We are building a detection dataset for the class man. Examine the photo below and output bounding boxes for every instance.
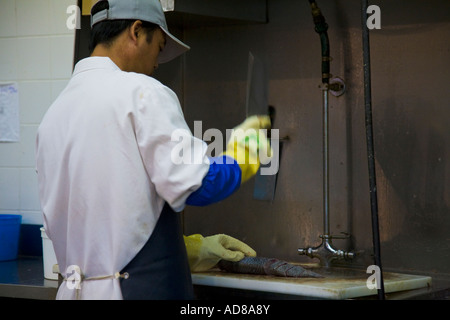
[36,0,271,300]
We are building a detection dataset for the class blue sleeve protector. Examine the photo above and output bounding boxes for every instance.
[186,155,241,206]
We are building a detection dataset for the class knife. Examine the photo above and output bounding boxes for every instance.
[244,52,279,201]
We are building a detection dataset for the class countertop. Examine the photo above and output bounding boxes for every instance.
[191,264,434,299]
[0,256,58,300]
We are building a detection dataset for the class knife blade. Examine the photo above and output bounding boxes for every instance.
[244,53,279,201]
[246,52,268,118]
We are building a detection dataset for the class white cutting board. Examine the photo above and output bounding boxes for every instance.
[191,265,431,299]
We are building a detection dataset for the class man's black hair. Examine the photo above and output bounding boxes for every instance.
[89,0,160,54]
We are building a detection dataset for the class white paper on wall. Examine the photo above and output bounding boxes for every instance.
[0,82,20,142]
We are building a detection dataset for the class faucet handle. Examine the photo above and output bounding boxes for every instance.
[320,232,351,240]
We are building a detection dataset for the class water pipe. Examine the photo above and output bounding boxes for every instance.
[298,0,354,267]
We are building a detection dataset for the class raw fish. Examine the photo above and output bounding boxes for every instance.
[218,257,323,278]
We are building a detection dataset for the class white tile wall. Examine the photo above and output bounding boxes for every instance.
[0,39,19,80]
[0,0,76,225]
[50,35,76,79]
[19,81,52,124]
[0,168,20,209]
[0,0,17,37]
[16,37,52,80]
[16,0,52,37]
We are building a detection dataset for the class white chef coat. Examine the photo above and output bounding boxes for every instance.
[35,57,210,299]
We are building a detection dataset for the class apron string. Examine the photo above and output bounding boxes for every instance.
[62,266,129,299]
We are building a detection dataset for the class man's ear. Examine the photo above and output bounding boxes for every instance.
[129,20,143,44]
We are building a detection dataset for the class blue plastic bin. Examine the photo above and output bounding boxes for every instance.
[0,214,22,261]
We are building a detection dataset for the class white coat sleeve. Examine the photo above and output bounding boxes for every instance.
[134,81,210,212]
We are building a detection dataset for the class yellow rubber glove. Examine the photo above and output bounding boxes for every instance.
[184,234,257,272]
[222,115,272,183]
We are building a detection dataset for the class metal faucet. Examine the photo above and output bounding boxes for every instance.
[298,85,354,267]
[298,234,355,268]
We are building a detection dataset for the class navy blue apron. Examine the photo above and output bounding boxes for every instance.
[119,203,194,300]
